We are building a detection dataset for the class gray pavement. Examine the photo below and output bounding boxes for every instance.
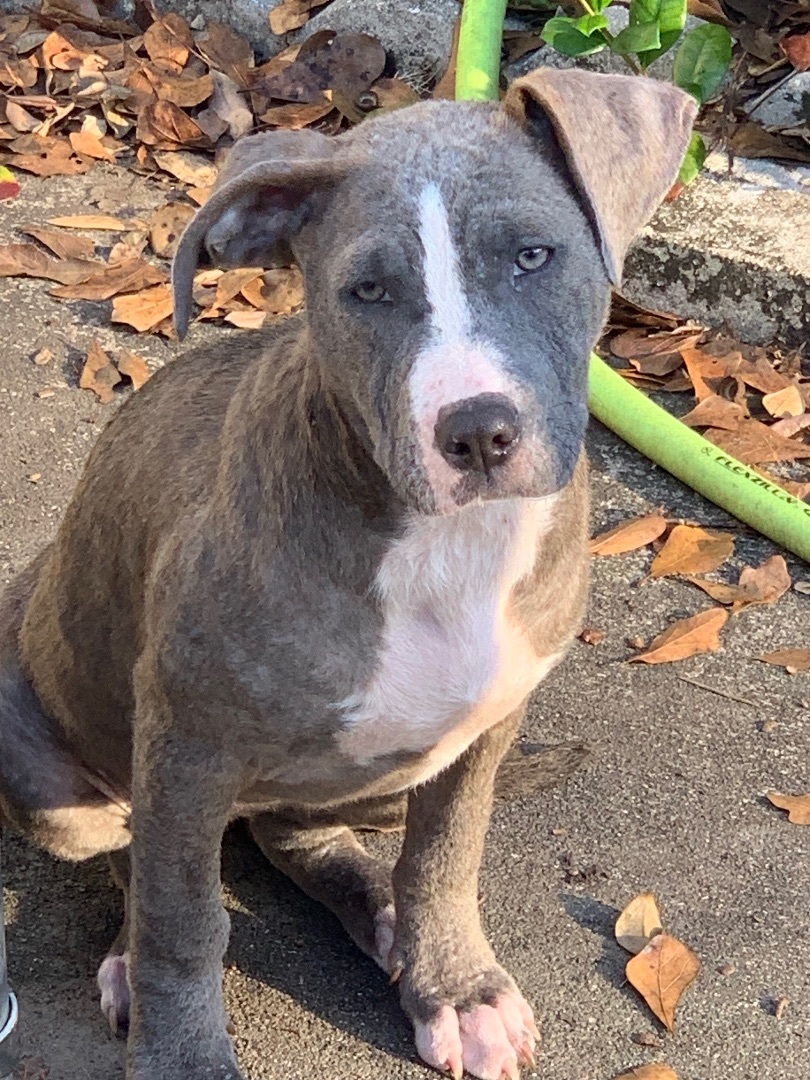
[1,167,808,1080]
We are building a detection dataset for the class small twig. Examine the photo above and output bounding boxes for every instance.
[678,675,759,707]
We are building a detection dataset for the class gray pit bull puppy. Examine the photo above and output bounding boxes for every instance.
[0,68,695,1080]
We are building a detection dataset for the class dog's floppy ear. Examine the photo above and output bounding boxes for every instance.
[172,130,357,339]
[503,68,697,286]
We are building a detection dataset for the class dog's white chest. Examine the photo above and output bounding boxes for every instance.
[336,499,562,779]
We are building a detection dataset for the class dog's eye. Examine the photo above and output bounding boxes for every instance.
[353,281,391,303]
[514,246,552,276]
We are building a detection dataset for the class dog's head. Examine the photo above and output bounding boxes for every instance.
[174,69,695,515]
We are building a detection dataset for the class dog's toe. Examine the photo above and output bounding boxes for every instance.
[97,952,130,1038]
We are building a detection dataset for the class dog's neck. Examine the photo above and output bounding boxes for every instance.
[212,326,401,552]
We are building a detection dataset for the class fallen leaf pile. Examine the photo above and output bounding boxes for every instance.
[79,339,150,402]
[0,0,413,186]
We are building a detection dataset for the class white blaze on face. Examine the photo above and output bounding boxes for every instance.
[409,183,521,510]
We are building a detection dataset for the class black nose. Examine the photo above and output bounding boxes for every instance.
[435,394,521,474]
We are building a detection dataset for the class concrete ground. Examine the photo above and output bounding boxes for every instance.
[1,167,808,1080]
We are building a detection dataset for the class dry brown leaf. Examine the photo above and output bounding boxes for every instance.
[680,345,738,402]
[146,70,215,109]
[0,241,99,284]
[136,100,210,151]
[224,309,266,329]
[680,394,747,431]
[22,224,95,260]
[80,339,120,403]
[433,12,461,100]
[68,129,115,161]
[48,214,133,230]
[240,266,304,314]
[371,76,421,111]
[5,100,39,133]
[758,649,810,673]
[612,327,700,365]
[152,150,218,187]
[730,122,810,164]
[255,31,385,104]
[616,893,663,956]
[650,524,734,578]
[112,283,174,332]
[615,1066,679,1080]
[781,31,810,72]
[149,201,195,258]
[3,134,90,176]
[631,608,728,665]
[117,348,150,389]
[770,414,810,439]
[736,354,792,395]
[258,99,333,129]
[626,933,700,1032]
[197,21,255,86]
[762,384,804,419]
[269,0,327,35]
[143,13,193,75]
[687,0,728,21]
[51,259,167,301]
[589,514,669,556]
[706,419,810,466]
[209,69,254,140]
[766,791,810,825]
[687,556,791,610]
[212,268,264,309]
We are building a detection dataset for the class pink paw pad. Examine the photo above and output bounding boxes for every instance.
[97,952,130,1038]
[415,994,538,1080]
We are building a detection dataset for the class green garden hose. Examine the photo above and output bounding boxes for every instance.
[455,0,810,564]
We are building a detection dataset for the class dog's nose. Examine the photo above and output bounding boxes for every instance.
[435,394,521,474]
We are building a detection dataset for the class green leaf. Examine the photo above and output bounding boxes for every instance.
[672,23,733,103]
[628,0,687,65]
[541,16,608,57]
[609,21,661,55]
[589,0,614,11]
[677,132,707,187]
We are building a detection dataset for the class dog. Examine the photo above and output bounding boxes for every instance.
[0,68,695,1080]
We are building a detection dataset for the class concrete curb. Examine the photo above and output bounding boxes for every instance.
[624,156,810,346]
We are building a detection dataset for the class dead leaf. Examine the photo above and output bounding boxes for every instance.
[143,13,193,75]
[770,413,810,439]
[631,609,728,665]
[729,122,810,164]
[111,283,174,332]
[117,348,150,389]
[589,514,669,556]
[51,258,167,301]
[209,69,254,139]
[781,31,810,72]
[706,419,810,465]
[80,339,120,403]
[579,627,605,645]
[68,129,115,161]
[611,327,700,365]
[48,214,134,229]
[687,555,791,610]
[224,309,266,329]
[615,1066,679,1080]
[433,13,461,100]
[650,525,734,578]
[616,893,663,956]
[152,150,218,187]
[736,354,792,395]
[136,100,211,151]
[758,649,810,673]
[626,933,700,1032]
[5,100,39,133]
[149,201,195,257]
[240,266,304,314]
[22,224,95,260]
[680,345,739,402]
[680,394,747,431]
[687,0,729,21]
[766,791,810,824]
[197,21,255,86]
[762,384,804,418]
[269,0,328,35]
[0,241,99,284]
[255,31,386,105]
[258,100,333,129]
[3,134,90,176]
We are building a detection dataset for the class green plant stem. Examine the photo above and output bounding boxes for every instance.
[454,0,810,565]
[574,0,643,74]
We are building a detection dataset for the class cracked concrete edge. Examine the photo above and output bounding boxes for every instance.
[624,169,810,347]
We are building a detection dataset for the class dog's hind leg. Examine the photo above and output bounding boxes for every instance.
[97,849,132,1038]
[0,559,132,862]
[248,810,397,973]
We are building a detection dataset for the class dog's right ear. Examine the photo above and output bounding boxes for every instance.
[172,130,357,339]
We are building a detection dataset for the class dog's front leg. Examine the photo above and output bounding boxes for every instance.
[391,709,537,1080]
[126,673,243,1080]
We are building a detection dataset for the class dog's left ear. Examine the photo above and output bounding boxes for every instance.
[504,68,697,285]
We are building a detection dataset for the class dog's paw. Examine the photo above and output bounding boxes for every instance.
[414,991,538,1080]
[373,904,397,973]
[98,952,131,1037]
